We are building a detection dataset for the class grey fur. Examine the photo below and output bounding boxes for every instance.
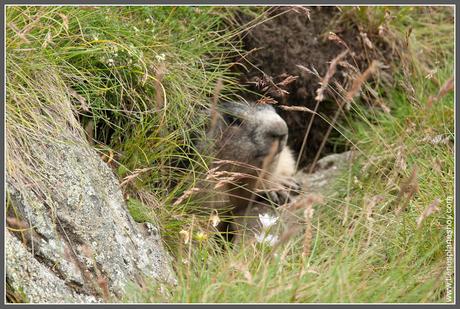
[199,100,299,231]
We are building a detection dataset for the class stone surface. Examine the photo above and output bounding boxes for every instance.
[5,231,99,303]
[294,151,354,195]
[6,139,176,303]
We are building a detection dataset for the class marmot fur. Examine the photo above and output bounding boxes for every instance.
[198,100,299,239]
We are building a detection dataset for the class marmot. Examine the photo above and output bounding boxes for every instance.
[198,100,300,240]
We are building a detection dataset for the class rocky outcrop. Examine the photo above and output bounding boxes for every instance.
[6,139,176,303]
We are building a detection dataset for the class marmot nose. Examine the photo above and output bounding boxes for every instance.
[270,131,287,141]
[268,122,288,155]
[269,121,288,141]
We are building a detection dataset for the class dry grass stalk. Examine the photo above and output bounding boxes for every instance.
[276,74,298,88]
[269,194,323,258]
[308,100,344,173]
[204,169,249,190]
[58,13,69,32]
[231,262,254,284]
[302,194,324,258]
[327,32,349,50]
[395,166,419,215]
[315,49,349,102]
[341,196,351,226]
[359,31,374,49]
[256,141,279,189]
[395,147,407,172]
[290,6,311,20]
[84,120,94,145]
[42,31,52,48]
[8,22,31,44]
[209,78,223,133]
[296,64,316,75]
[427,77,454,108]
[105,149,114,164]
[173,187,201,207]
[120,167,153,187]
[278,105,316,114]
[302,205,314,258]
[256,96,278,105]
[416,198,441,228]
[154,63,167,110]
[375,98,391,114]
[69,87,89,111]
[345,60,381,103]
[364,195,384,247]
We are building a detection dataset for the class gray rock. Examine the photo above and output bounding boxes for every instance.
[6,139,176,303]
[295,151,354,195]
[6,231,99,303]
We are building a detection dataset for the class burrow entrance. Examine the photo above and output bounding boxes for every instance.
[233,6,397,169]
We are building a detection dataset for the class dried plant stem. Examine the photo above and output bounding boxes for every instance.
[308,101,344,173]
[315,49,349,102]
[209,78,223,133]
[345,60,381,103]
[302,200,315,258]
[295,100,320,171]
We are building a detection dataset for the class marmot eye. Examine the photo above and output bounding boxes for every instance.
[223,114,242,126]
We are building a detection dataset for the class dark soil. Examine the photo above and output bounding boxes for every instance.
[233,6,397,169]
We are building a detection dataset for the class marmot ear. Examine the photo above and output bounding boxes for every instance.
[198,99,225,133]
[222,113,242,126]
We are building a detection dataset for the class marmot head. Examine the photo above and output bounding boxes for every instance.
[205,100,289,174]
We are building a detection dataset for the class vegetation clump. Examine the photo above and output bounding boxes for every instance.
[6,6,454,303]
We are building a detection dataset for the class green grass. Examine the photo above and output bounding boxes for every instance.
[6,5,252,239]
[121,7,454,303]
[6,6,454,304]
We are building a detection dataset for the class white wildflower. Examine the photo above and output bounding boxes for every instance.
[258,213,278,229]
[107,58,115,66]
[133,26,140,32]
[255,232,278,246]
[179,230,190,244]
[209,211,220,228]
[155,53,166,62]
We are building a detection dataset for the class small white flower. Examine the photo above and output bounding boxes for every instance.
[179,230,190,244]
[209,211,220,228]
[259,213,278,229]
[155,53,166,62]
[133,26,140,32]
[255,232,278,246]
[107,58,115,66]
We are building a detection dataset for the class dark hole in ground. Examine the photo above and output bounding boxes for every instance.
[232,6,397,169]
